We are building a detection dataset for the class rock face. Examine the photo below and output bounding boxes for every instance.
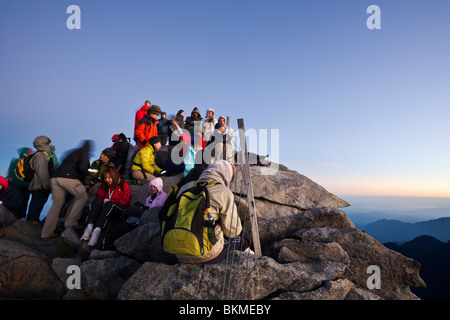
[0,162,425,300]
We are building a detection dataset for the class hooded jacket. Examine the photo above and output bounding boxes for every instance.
[0,176,25,217]
[134,104,150,139]
[176,160,242,264]
[144,177,167,208]
[29,136,53,192]
[135,116,159,150]
[184,107,202,134]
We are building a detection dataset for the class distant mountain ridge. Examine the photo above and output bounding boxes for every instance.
[361,217,450,243]
[385,235,450,300]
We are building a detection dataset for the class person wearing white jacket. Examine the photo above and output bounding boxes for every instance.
[176,160,253,264]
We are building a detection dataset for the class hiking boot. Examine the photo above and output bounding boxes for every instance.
[27,220,43,226]
[88,228,101,247]
[80,226,93,241]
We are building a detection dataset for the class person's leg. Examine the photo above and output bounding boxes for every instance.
[93,201,124,230]
[63,179,88,228]
[26,190,50,223]
[41,178,66,239]
[80,197,104,241]
[88,201,124,247]
[132,170,154,185]
[0,205,18,227]
[17,187,30,219]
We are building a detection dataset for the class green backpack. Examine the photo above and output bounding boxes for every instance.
[160,180,219,256]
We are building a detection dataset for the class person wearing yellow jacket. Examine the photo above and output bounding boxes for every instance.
[131,136,163,185]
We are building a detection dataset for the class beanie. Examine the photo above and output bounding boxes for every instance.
[147,105,161,116]
[102,148,116,160]
[215,122,225,130]
[148,136,161,146]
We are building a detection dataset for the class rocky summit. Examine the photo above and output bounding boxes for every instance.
[0,162,425,300]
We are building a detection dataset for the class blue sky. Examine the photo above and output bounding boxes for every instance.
[1,0,450,199]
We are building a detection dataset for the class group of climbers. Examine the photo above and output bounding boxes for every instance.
[0,99,251,263]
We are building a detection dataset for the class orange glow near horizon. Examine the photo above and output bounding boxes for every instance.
[322,179,450,198]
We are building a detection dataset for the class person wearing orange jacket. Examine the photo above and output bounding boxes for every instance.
[134,105,161,150]
[133,100,151,142]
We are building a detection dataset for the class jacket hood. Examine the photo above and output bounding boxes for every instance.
[199,160,234,188]
[33,136,52,153]
[17,147,33,159]
[0,175,8,192]
[191,107,201,117]
[149,177,163,193]
[80,140,92,154]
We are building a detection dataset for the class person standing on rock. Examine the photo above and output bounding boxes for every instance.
[134,105,161,150]
[133,100,151,143]
[41,140,92,240]
[26,136,56,225]
[7,147,33,219]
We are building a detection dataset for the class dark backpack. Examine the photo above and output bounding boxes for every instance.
[14,152,38,182]
[160,179,219,256]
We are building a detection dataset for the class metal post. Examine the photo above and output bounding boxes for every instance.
[237,118,262,257]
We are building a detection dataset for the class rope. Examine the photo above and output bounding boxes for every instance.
[220,145,259,300]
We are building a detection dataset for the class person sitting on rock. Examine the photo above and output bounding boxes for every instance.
[84,148,116,191]
[131,136,164,185]
[144,177,167,209]
[111,133,131,175]
[80,166,131,247]
[205,123,234,163]
[0,176,26,237]
[174,160,253,264]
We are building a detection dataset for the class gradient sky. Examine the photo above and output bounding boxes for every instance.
[1,0,450,199]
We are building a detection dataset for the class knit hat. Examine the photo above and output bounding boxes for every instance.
[215,122,225,130]
[101,147,116,160]
[148,136,161,146]
[147,105,161,116]
[0,176,8,193]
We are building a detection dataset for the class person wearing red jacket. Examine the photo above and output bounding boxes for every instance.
[135,105,161,150]
[133,100,151,142]
[80,166,131,247]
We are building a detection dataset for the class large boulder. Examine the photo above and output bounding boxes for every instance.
[118,251,347,300]
[231,164,350,212]
[0,239,65,299]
